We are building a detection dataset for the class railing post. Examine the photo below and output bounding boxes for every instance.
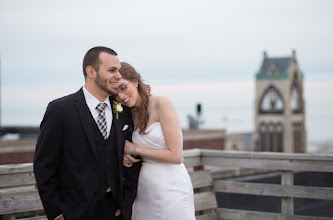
[193,165,204,194]
[281,171,294,215]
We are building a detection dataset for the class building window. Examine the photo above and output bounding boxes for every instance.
[259,86,284,114]
[293,122,304,153]
[259,122,284,152]
[291,73,303,113]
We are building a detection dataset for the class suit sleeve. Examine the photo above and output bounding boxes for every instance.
[33,101,63,219]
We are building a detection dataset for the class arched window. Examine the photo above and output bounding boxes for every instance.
[291,73,302,113]
[259,86,284,114]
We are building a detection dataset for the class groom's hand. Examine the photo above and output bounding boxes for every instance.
[123,153,140,167]
[115,209,121,216]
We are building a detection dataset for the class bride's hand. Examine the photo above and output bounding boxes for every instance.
[115,209,121,216]
[123,153,141,167]
[124,140,137,155]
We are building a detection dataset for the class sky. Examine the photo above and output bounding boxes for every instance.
[0,0,333,142]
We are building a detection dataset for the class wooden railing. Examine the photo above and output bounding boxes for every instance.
[1,149,333,219]
[184,149,333,220]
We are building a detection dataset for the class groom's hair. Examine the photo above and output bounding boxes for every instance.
[82,46,117,78]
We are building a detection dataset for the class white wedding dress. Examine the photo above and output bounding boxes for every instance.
[132,122,195,220]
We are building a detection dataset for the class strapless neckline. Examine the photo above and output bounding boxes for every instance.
[133,121,166,151]
[138,121,160,131]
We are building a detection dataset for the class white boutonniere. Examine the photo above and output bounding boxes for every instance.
[113,100,123,119]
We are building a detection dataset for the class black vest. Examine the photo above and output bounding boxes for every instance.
[91,119,119,201]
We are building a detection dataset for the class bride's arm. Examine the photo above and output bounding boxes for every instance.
[125,96,183,164]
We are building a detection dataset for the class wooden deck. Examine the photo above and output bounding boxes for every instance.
[1,149,333,219]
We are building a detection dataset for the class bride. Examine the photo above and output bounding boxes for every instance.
[116,62,195,220]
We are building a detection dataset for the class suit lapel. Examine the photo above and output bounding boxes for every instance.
[74,88,98,159]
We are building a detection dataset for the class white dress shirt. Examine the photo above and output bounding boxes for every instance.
[82,86,112,138]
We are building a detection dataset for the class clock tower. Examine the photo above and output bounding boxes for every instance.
[254,50,307,153]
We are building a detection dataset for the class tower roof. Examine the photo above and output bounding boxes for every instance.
[259,57,291,75]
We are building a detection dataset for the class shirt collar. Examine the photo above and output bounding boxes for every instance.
[82,86,111,110]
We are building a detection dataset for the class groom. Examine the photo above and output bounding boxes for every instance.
[33,46,141,220]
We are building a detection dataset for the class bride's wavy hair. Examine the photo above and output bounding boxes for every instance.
[119,62,151,134]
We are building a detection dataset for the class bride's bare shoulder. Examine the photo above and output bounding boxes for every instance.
[154,96,173,108]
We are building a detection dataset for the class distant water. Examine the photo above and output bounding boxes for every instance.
[2,73,333,142]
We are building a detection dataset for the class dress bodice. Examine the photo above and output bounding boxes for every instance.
[132,122,167,150]
[132,122,183,163]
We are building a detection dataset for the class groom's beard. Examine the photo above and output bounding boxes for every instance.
[95,71,118,96]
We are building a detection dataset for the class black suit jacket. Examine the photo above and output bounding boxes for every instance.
[33,88,141,220]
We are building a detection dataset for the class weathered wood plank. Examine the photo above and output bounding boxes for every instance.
[201,149,333,161]
[0,185,36,194]
[2,214,15,220]
[0,163,33,175]
[196,212,218,220]
[218,208,279,220]
[183,149,201,168]
[183,156,201,169]
[189,170,213,189]
[0,172,36,188]
[183,148,202,157]
[217,208,333,220]
[211,167,268,180]
[0,191,43,215]
[22,216,47,220]
[213,180,333,200]
[201,154,333,172]
[281,171,293,215]
[194,191,217,212]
